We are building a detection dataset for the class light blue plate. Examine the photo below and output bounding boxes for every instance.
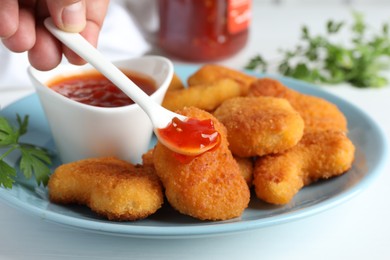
[0,65,388,238]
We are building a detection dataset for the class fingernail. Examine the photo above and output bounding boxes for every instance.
[61,1,86,32]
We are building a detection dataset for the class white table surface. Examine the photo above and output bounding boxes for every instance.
[1,2,390,260]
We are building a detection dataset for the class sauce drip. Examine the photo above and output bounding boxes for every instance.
[157,117,220,157]
[48,70,156,107]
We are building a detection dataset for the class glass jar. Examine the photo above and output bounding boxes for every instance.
[158,0,251,61]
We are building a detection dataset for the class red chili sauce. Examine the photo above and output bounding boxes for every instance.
[48,70,156,107]
[157,117,220,160]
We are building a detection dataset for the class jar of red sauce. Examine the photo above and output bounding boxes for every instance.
[158,0,251,61]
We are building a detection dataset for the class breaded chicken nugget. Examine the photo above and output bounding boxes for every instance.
[253,130,355,205]
[167,73,185,91]
[248,78,347,133]
[234,156,254,187]
[142,148,155,167]
[48,157,163,221]
[188,64,257,95]
[162,78,241,112]
[214,96,304,157]
[153,107,250,221]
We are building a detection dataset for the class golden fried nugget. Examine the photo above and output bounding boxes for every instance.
[142,148,155,167]
[235,156,254,187]
[153,107,250,221]
[214,96,304,157]
[167,73,185,91]
[48,157,163,221]
[253,131,355,205]
[248,78,348,133]
[187,64,257,95]
[162,78,241,112]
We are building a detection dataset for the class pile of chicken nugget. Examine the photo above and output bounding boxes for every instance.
[48,65,355,222]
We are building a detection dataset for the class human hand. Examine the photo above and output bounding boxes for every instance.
[0,0,109,71]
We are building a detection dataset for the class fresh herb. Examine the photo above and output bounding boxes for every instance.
[245,12,390,88]
[0,114,51,188]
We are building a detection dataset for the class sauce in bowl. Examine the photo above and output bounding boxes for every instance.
[48,70,156,107]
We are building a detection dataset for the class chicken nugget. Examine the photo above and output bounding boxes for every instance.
[253,130,355,205]
[188,64,257,95]
[162,78,241,112]
[153,107,250,221]
[248,78,347,133]
[167,73,185,91]
[142,148,155,167]
[48,157,163,221]
[214,96,304,157]
[235,156,254,187]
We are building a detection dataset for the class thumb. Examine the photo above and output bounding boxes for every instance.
[46,0,86,32]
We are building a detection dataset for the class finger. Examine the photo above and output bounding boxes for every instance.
[1,7,36,52]
[84,0,109,30]
[62,19,100,65]
[63,0,109,64]
[28,26,62,71]
[0,0,19,38]
[46,0,86,32]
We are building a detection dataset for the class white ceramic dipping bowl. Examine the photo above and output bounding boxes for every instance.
[28,56,173,164]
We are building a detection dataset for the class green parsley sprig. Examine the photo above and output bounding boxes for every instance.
[0,114,52,189]
[245,12,390,88]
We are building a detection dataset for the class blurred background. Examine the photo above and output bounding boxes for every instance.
[1,0,390,88]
